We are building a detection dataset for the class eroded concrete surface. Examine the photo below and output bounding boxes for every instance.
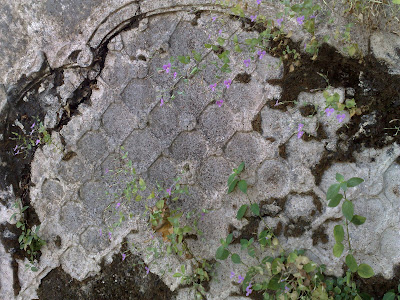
[1,0,400,299]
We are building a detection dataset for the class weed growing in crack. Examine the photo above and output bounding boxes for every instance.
[10,199,46,272]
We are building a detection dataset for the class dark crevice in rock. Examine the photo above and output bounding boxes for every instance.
[278,143,287,159]
[251,111,262,134]
[283,218,311,237]
[312,225,329,246]
[234,72,252,83]
[228,217,260,244]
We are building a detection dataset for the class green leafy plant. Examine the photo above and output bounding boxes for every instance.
[10,200,46,271]
[326,174,374,281]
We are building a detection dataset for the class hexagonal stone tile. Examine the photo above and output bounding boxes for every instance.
[252,160,291,199]
[100,51,139,87]
[60,202,88,233]
[199,105,238,147]
[121,78,155,113]
[169,22,208,58]
[380,227,400,261]
[260,106,296,143]
[198,156,231,194]
[58,155,93,183]
[77,131,110,163]
[121,129,162,173]
[286,138,325,168]
[79,181,112,222]
[170,131,207,162]
[224,82,264,114]
[148,102,180,147]
[224,132,275,172]
[41,179,64,202]
[60,246,100,281]
[80,226,109,253]
[284,194,315,220]
[101,101,137,143]
[147,156,178,188]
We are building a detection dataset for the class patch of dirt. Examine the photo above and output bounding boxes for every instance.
[251,111,262,134]
[299,103,317,117]
[37,247,176,300]
[228,217,260,244]
[234,72,252,83]
[312,225,329,246]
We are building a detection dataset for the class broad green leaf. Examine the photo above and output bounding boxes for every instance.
[231,253,241,264]
[348,45,356,56]
[351,215,366,225]
[204,43,212,48]
[217,37,225,46]
[247,246,256,257]
[342,200,354,221]
[288,252,298,263]
[215,246,229,260]
[354,295,362,300]
[357,264,374,278]
[267,275,280,290]
[226,233,233,245]
[236,204,248,220]
[345,254,358,272]
[334,225,344,243]
[393,0,400,4]
[173,273,182,277]
[336,173,345,182]
[238,180,247,194]
[234,44,242,53]
[340,182,348,192]
[333,243,344,257]
[250,203,260,216]
[347,177,364,187]
[227,173,236,186]
[228,179,239,194]
[156,200,164,210]
[16,221,22,228]
[31,266,39,272]
[327,184,340,200]
[345,98,356,108]
[328,194,343,207]
[237,162,245,173]
[304,262,317,273]
[233,34,238,43]
[383,292,396,300]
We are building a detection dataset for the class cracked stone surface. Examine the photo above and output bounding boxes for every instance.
[1,1,400,299]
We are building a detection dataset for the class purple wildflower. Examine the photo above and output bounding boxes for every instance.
[35,139,40,145]
[14,150,20,156]
[230,271,235,278]
[238,275,244,283]
[218,29,222,35]
[145,266,150,274]
[297,16,305,25]
[284,286,290,293]
[310,15,316,19]
[108,232,112,240]
[173,72,177,79]
[29,129,34,136]
[31,122,35,129]
[99,229,102,236]
[160,98,164,106]
[162,63,171,73]
[246,282,253,296]
[116,202,121,208]
[13,145,18,151]
[298,123,304,131]
[212,16,217,22]
[336,113,346,123]
[105,168,109,174]
[210,83,217,91]
[244,59,251,67]
[208,34,211,40]
[201,212,206,220]
[325,107,334,117]
[216,99,224,107]
[257,0,262,4]
[274,99,280,106]
[297,131,304,139]
[276,18,284,26]
[257,50,266,59]
[250,15,257,22]
[122,253,126,261]
[224,79,232,89]
[166,188,171,196]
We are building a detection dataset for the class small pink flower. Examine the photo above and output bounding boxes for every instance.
[297,131,304,139]
[246,282,252,296]
[162,63,171,73]
[238,275,244,283]
[337,113,346,123]
[325,107,334,117]
[244,59,251,67]
[224,79,232,89]
[218,29,222,35]
[13,145,18,151]
[210,83,217,91]
[173,72,177,79]
[216,99,224,107]
[297,16,305,25]
[276,18,284,26]
[31,122,35,129]
[212,16,217,22]
[250,15,257,22]
[145,266,150,274]
[166,188,171,196]
[257,50,266,59]
[230,271,235,278]
[116,202,121,208]
[160,98,164,106]
[35,139,40,145]
[298,123,304,131]
[257,0,262,4]
[122,253,126,261]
